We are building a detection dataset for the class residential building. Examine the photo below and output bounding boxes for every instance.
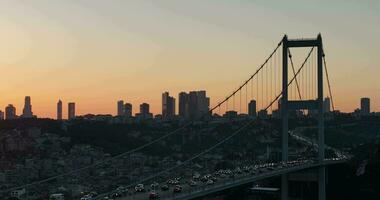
[324,97,331,113]
[57,100,62,120]
[178,90,210,120]
[360,97,370,115]
[5,104,16,120]
[21,96,33,118]
[248,100,257,118]
[124,103,132,117]
[68,102,76,120]
[162,92,176,120]
[117,100,124,116]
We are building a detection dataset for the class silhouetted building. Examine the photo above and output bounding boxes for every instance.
[21,96,33,118]
[178,92,189,118]
[223,110,238,119]
[5,104,16,120]
[117,100,124,116]
[124,103,132,117]
[162,92,176,120]
[360,97,370,115]
[136,103,153,120]
[57,100,62,120]
[68,102,76,120]
[258,109,268,119]
[248,100,257,118]
[0,110,4,120]
[324,97,331,113]
[178,90,210,120]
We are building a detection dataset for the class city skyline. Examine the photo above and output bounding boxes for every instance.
[0,0,379,118]
[0,94,376,120]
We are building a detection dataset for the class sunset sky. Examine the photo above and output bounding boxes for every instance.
[0,0,379,118]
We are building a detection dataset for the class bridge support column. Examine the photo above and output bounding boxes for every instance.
[281,174,288,200]
[318,167,326,200]
[317,34,326,200]
[281,35,289,200]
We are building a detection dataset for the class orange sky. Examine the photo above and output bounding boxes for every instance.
[0,1,379,118]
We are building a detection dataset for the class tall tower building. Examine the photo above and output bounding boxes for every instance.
[124,103,132,117]
[5,104,16,120]
[324,97,331,113]
[68,102,76,120]
[22,96,33,118]
[179,90,210,120]
[0,110,4,120]
[140,103,150,115]
[136,103,152,120]
[57,100,63,120]
[360,97,370,115]
[178,92,189,118]
[117,100,124,116]
[162,92,176,120]
[248,100,257,118]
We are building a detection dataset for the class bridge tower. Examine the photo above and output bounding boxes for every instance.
[281,34,325,200]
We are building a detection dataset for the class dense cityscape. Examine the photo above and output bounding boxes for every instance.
[0,92,378,200]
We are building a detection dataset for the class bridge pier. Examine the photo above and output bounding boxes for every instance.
[281,174,288,200]
[318,167,326,200]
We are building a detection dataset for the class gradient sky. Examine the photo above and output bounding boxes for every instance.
[0,0,379,118]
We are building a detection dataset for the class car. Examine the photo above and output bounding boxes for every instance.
[149,191,159,199]
[193,173,201,180]
[135,184,145,192]
[206,180,214,185]
[173,185,182,193]
[189,180,197,187]
[160,184,169,191]
[111,192,121,198]
[151,182,159,190]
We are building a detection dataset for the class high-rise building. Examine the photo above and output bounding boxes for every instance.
[124,103,132,117]
[178,90,210,120]
[57,100,63,120]
[21,96,33,118]
[162,92,176,120]
[68,102,76,120]
[0,110,4,120]
[140,103,149,115]
[360,97,370,115]
[324,97,331,113]
[248,100,257,118]
[117,100,124,116]
[5,104,16,120]
[136,103,152,120]
[178,92,189,118]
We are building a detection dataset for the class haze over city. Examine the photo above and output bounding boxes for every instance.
[1,0,379,118]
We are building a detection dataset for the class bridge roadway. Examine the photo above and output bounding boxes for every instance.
[114,159,346,200]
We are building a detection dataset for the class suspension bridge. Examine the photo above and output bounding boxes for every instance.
[0,34,348,200]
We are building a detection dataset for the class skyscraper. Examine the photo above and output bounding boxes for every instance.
[5,104,16,120]
[21,96,33,118]
[57,100,63,120]
[68,102,76,120]
[360,97,370,115]
[117,100,124,116]
[248,100,257,118]
[178,90,210,120]
[136,103,152,120]
[178,92,189,118]
[0,110,4,120]
[324,97,331,113]
[124,103,132,117]
[162,92,176,120]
